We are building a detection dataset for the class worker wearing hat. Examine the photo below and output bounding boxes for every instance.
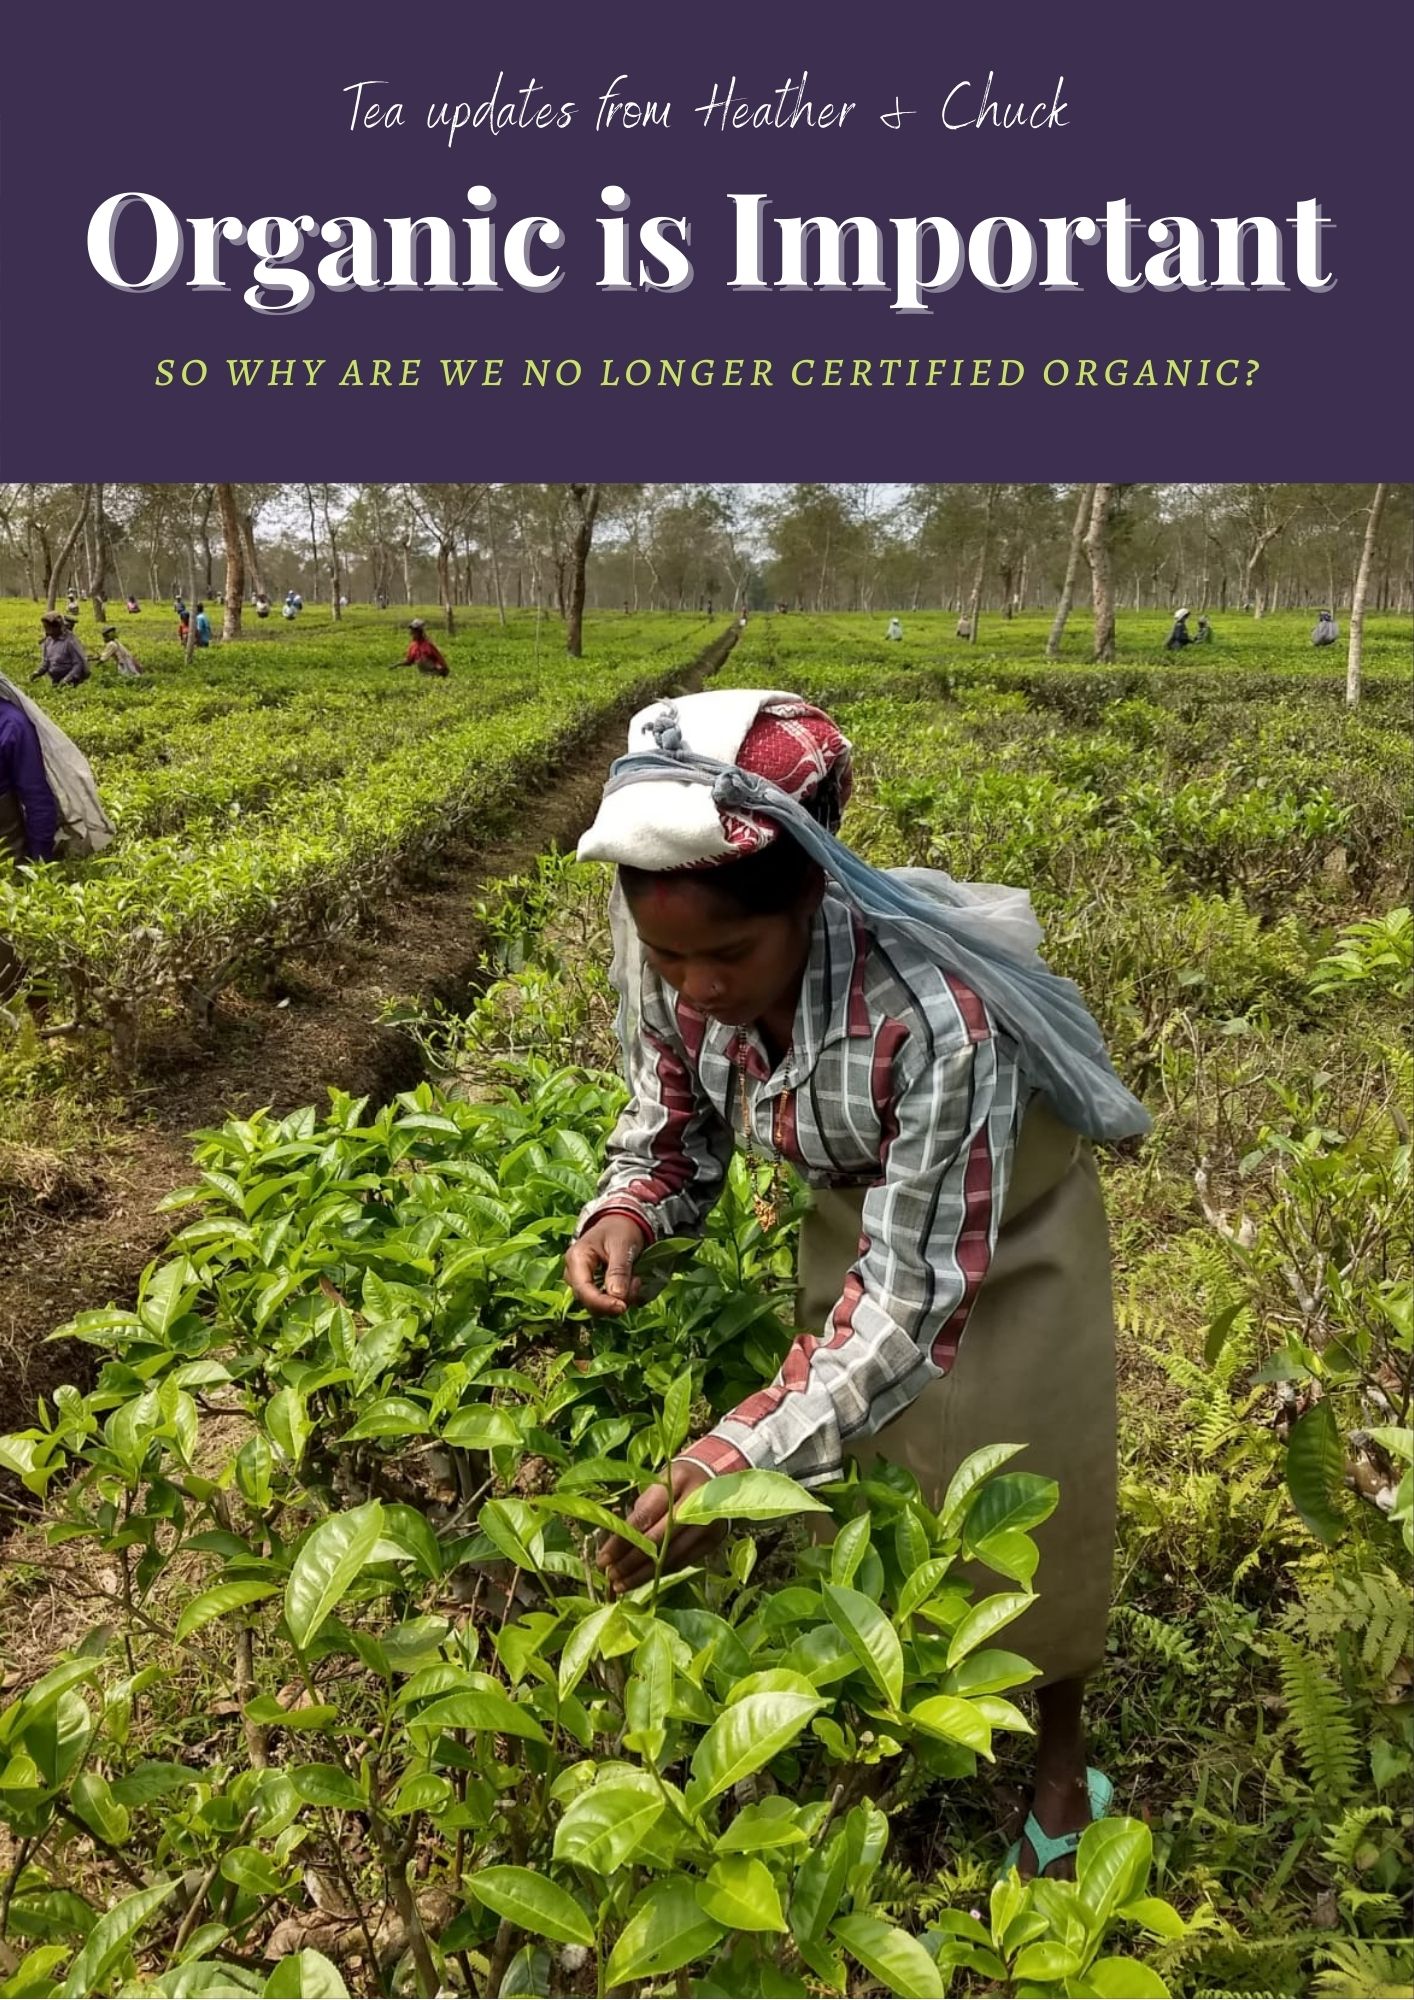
[1164,606,1193,650]
[392,618,450,677]
[34,613,89,688]
[96,626,143,678]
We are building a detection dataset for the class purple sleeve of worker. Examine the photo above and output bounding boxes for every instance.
[0,704,59,859]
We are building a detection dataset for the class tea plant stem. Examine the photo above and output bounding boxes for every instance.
[375,1818,440,1998]
[55,1801,148,1890]
[0,1837,32,1942]
[485,1915,519,1995]
[170,1807,258,1959]
[233,1625,269,1768]
[316,1807,383,1996]
[117,1535,137,1680]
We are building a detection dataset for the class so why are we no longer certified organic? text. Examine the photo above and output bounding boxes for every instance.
[152,354,1266,391]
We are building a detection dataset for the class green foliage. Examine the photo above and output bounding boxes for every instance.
[5,611,1411,1994]
[0,608,720,1063]
[0,1056,1069,1997]
[1310,908,1413,1003]
[1273,1635,1363,1802]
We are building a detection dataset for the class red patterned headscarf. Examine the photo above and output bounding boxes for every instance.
[579,691,853,873]
[718,700,852,854]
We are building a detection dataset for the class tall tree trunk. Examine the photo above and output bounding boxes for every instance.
[1084,483,1117,662]
[1046,482,1094,659]
[485,489,507,628]
[197,486,216,594]
[438,543,455,634]
[304,485,320,604]
[184,533,199,665]
[85,482,110,620]
[216,483,244,638]
[1346,483,1388,710]
[239,509,265,599]
[1243,526,1284,618]
[565,483,602,658]
[964,486,997,645]
[318,486,342,620]
[20,488,38,599]
[45,486,92,610]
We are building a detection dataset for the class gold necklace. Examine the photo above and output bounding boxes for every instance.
[734,1034,791,1233]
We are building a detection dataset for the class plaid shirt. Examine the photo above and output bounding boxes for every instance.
[580,891,1028,1487]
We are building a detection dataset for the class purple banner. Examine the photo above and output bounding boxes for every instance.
[2,0,1410,478]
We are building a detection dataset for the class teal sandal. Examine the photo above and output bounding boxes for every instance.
[998,1767,1114,1880]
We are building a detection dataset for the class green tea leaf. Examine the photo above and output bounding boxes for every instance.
[715,1797,809,1854]
[284,1501,384,1650]
[175,1581,280,1644]
[289,1763,365,1810]
[1084,1954,1170,1996]
[443,1403,522,1450]
[831,1914,941,1999]
[414,1688,548,1743]
[823,1582,904,1708]
[62,1878,180,1997]
[675,1469,829,1524]
[1285,1401,1348,1543]
[338,1398,429,1443]
[1076,1817,1152,1924]
[1117,1895,1187,1939]
[604,1881,723,1987]
[961,1472,1057,1547]
[938,1442,1026,1534]
[829,1514,872,1588]
[688,1692,822,1808]
[945,1592,1033,1668]
[939,1649,1039,1697]
[697,1856,788,1933]
[906,1694,994,1757]
[790,1829,848,1942]
[468,1866,593,1947]
[553,1783,666,1873]
[263,1949,350,1998]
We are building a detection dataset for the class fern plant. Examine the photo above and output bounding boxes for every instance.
[1287,1563,1413,1686]
[1311,1937,1414,1997]
[1273,1633,1362,1803]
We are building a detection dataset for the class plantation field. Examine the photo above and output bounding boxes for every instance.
[0,609,1410,2000]
[0,604,720,1060]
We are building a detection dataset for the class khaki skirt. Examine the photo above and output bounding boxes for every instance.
[796,1098,1117,1686]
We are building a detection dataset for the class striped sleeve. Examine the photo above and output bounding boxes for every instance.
[577,974,733,1245]
[681,993,1022,1488]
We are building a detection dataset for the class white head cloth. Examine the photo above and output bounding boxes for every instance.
[578,689,802,869]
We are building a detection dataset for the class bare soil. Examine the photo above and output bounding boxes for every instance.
[0,643,728,1446]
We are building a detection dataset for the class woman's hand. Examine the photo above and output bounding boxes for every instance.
[598,1458,724,1593]
[564,1213,650,1316]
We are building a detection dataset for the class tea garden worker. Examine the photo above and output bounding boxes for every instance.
[564,690,1151,1881]
[1163,606,1193,650]
[33,613,89,688]
[0,687,59,1000]
[393,618,450,676]
[96,626,143,678]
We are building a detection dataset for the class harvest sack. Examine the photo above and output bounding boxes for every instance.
[797,1096,1118,1687]
[0,674,114,857]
